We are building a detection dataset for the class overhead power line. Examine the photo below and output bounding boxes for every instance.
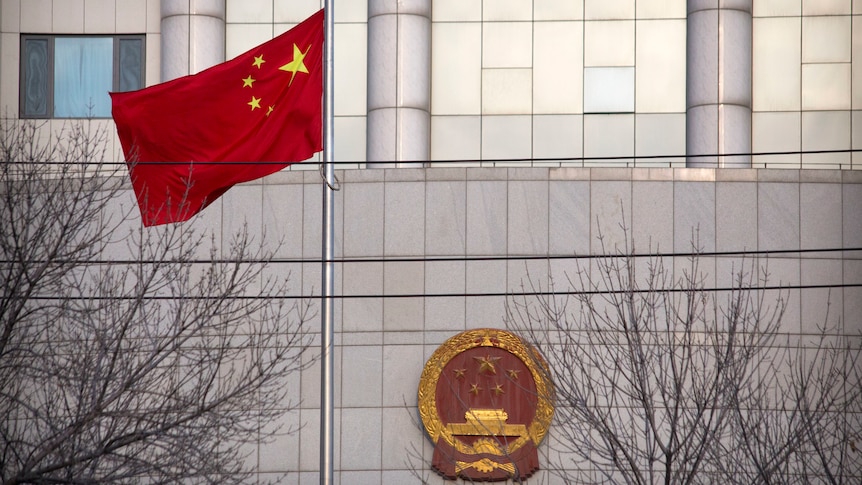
[18,282,862,301]
[2,247,861,266]
[327,148,862,166]
[22,147,862,166]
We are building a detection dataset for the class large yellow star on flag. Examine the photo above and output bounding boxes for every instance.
[279,43,312,86]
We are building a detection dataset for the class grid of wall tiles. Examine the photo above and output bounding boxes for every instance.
[753,0,861,169]
[200,166,861,483]
[2,0,859,169]
[0,0,860,482]
[429,0,689,166]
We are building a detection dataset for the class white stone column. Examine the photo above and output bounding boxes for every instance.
[160,0,226,82]
[686,0,751,167]
[366,0,431,168]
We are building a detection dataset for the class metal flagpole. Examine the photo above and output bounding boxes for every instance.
[320,1,336,485]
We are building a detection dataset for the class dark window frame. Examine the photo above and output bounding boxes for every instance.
[20,34,145,119]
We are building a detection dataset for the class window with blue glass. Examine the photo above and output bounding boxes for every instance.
[20,35,144,119]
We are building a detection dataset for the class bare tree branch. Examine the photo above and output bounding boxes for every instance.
[506,219,861,484]
[1,119,315,484]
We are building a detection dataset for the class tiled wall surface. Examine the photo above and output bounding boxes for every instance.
[753,0,861,168]
[1,0,859,168]
[183,166,860,483]
[429,0,688,165]
[85,165,862,484]
[0,3,860,480]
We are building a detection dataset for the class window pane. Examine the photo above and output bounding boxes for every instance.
[119,38,144,92]
[54,37,113,118]
[22,38,49,117]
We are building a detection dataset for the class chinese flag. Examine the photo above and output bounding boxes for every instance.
[111,9,323,226]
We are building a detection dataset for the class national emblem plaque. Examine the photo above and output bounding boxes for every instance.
[417,328,554,481]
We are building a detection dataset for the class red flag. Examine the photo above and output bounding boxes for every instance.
[111,9,323,226]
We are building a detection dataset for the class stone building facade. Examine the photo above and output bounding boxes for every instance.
[1,0,860,483]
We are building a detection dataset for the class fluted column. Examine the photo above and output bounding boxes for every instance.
[366,0,431,168]
[686,0,751,167]
[160,0,226,82]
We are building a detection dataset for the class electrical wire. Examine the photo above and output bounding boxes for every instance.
[18,147,862,166]
[4,250,860,300]
[17,282,862,301]
[2,247,861,266]
[6,150,861,298]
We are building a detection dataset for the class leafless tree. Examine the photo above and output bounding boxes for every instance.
[715,307,862,485]
[506,222,861,485]
[0,119,314,484]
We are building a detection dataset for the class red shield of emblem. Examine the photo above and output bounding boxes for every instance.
[418,329,554,481]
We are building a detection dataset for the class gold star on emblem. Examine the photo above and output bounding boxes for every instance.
[252,55,265,68]
[242,75,255,88]
[453,368,466,380]
[474,355,501,374]
[248,96,261,111]
[492,384,505,396]
[279,43,312,86]
[507,369,521,380]
[469,383,482,395]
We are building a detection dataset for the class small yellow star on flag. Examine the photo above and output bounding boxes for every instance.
[252,55,265,68]
[242,75,255,88]
[248,96,261,111]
